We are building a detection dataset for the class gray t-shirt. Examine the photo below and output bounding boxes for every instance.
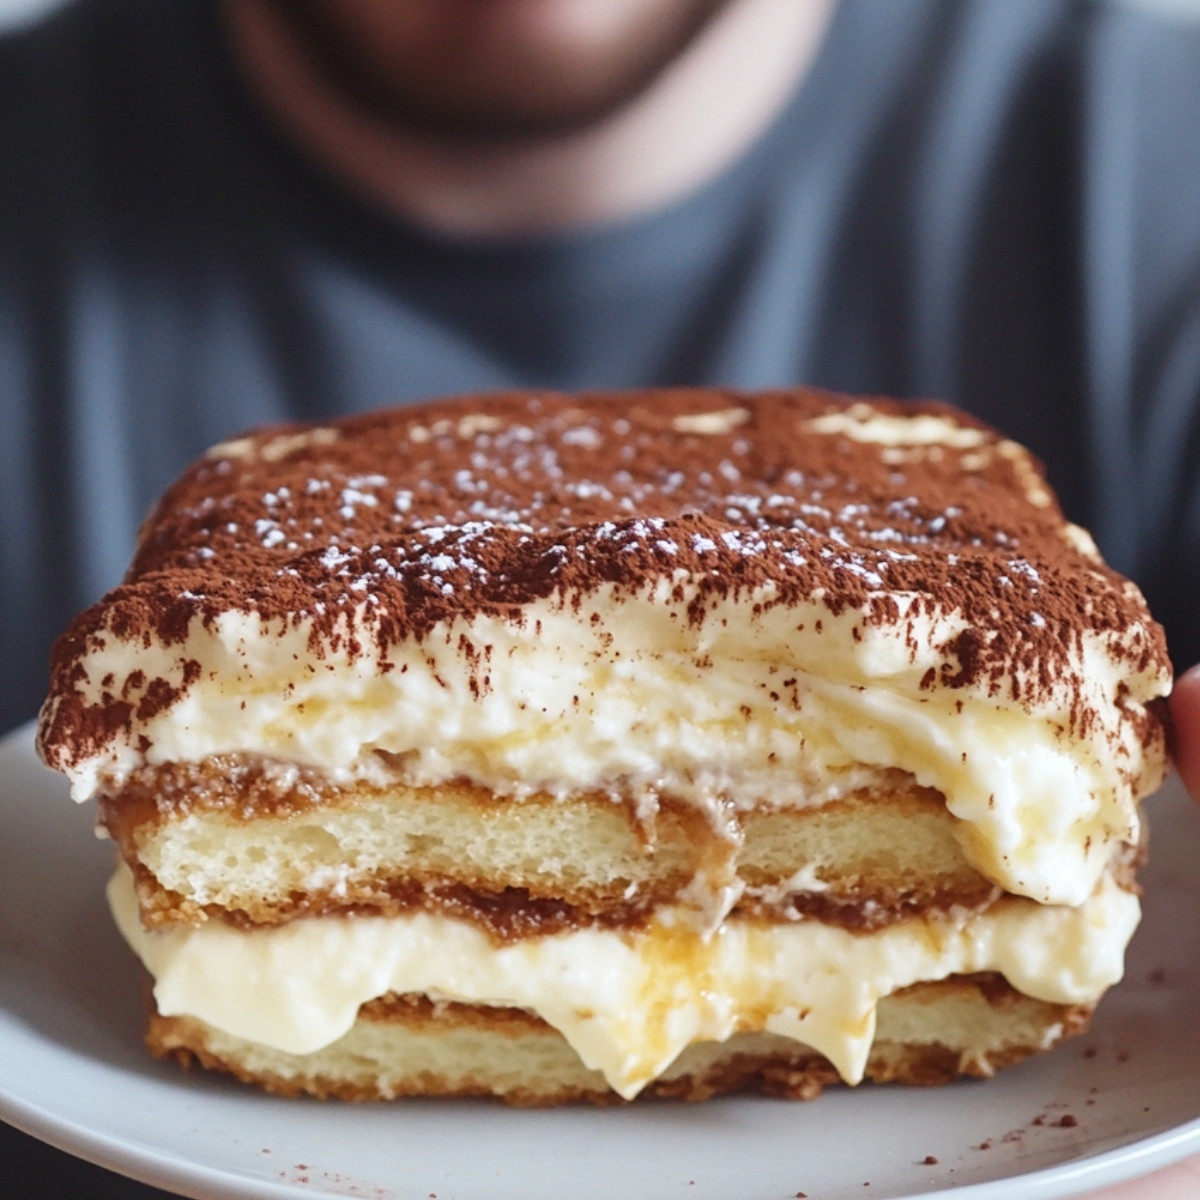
[3,0,1200,735]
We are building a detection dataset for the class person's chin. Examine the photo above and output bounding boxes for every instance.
[248,0,736,144]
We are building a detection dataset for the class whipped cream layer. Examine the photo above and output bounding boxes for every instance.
[109,864,1139,1100]
[58,575,1161,907]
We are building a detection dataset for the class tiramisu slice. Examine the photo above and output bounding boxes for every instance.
[38,388,1170,1103]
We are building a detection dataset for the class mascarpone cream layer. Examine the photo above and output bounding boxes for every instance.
[109,864,1138,1100]
[60,579,1165,907]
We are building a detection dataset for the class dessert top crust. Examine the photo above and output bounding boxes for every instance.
[39,387,1169,771]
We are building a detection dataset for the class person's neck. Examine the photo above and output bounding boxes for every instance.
[224,0,836,238]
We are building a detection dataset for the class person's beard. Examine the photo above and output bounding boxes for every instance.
[255,0,737,145]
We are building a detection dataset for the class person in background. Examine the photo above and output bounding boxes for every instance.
[1,2,1199,1196]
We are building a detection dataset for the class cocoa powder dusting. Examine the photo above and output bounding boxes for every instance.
[39,388,1170,766]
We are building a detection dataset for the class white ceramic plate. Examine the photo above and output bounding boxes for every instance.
[1,723,1199,1200]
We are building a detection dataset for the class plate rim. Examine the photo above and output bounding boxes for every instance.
[5,1056,1200,1200]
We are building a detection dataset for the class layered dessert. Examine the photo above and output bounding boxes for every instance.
[38,388,1170,1103]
